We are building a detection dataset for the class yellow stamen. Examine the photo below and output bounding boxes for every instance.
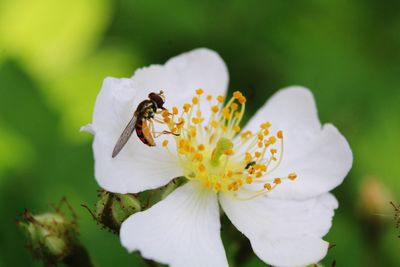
[277,130,283,139]
[231,103,239,110]
[211,105,219,113]
[196,88,204,95]
[233,125,241,133]
[264,183,272,190]
[245,176,253,184]
[288,173,297,180]
[159,89,296,200]
[183,103,191,112]
[274,178,281,184]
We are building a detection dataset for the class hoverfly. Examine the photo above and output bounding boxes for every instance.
[112,90,176,158]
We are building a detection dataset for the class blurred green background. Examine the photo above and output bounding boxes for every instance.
[0,0,399,266]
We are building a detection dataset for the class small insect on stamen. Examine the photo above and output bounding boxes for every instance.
[245,161,256,169]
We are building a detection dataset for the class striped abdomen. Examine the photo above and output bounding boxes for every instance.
[135,118,155,146]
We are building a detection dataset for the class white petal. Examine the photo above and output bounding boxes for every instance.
[220,193,338,267]
[244,86,320,132]
[120,181,228,267]
[89,48,229,193]
[243,87,352,199]
[91,77,182,193]
[80,123,94,134]
[129,48,229,120]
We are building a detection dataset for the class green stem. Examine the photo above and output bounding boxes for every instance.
[63,244,96,267]
[142,258,160,267]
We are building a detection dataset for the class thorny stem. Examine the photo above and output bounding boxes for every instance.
[62,244,96,267]
[390,201,400,237]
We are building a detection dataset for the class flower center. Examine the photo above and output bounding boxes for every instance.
[161,89,297,200]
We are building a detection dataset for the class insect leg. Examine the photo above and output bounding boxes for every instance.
[150,120,157,137]
[149,119,179,138]
[153,130,180,138]
[152,117,166,124]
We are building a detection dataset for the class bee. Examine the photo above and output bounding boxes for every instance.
[112,91,175,158]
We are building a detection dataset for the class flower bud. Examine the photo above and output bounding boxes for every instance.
[86,191,141,233]
[111,193,142,226]
[17,210,77,265]
[86,179,187,233]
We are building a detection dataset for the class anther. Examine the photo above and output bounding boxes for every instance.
[288,173,297,180]
[162,110,170,117]
[273,178,281,184]
[231,103,239,110]
[194,153,203,161]
[224,149,234,156]
[198,164,206,172]
[192,117,203,124]
[222,107,230,119]
[196,88,204,95]
[233,91,243,99]
[269,136,276,144]
[183,104,191,112]
[245,152,252,162]
[264,183,272,190]
[261,122,271,129]
[277,130,283,139]
[245,176,253,184]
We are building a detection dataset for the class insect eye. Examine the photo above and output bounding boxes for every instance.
[149,93,165,108]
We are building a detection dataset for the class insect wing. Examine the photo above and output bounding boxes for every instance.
[112,116,138,158]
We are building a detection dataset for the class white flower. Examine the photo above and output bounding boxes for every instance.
[83,48,352,267]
